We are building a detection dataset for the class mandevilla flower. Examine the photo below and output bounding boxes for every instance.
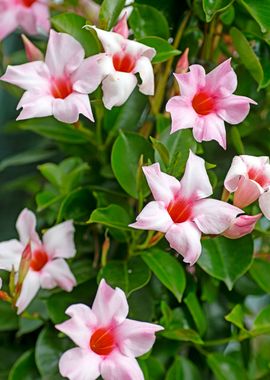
[0,30,105,123]
[222,213,261,239]
[0,0,50,41]
[56,279,163,380]
[130,151,243,265]
[0,208,76,313]
[224,155,270,219]
[166,59,256,149]
[87,26,156,109]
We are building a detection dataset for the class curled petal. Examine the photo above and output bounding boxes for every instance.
[16,208,41,246]
[216,94,257,124]
[52,93,94,123]
[102,72,137,109]
[90,26,123,54]
[16,270,40,314]
[205,58,237,97]
[174,64,206,98]
[233,178,263,208]
[42,220,76,259]
[0,239,23,271]
[223,213,261,239]
[259,191,270,219]
[101,351,144,380]
[224,156,249,192]
[39,258,76,292]
[113,12,129,39]
[134,56,154,95]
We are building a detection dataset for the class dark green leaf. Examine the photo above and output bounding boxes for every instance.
[249,258,270,293]
[8,350,40,380]
[88,204,131,230]
[239,0,270,33]
[184,292,207,335]
[99,0,125,30]
[203,0,234,22]
[0,302,18,331]
[138,37,180,63]
[207,353,248,380]
[166,356,201,380]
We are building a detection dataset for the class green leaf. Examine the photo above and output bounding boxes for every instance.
[253,305,270,333]
[161,328,203,344]
[0,148,54,172]
[129,4,170,39]
[88,204,132,230]
[98,256,151,296]
[239,0,270,33]
[99,0,125,30]
[166,356,201,380]
[0,302,18,331]
[230,126,245,155]
[141,248,186,302]
[202,0,234,22]
[249,258,270,293]
[198,236,254,290]
[184,292,207,336]
[111,132,154,199]
[8,350,40,380]
[150,137,170,166]
[69,259,97,285]
[225,304,246,330]
[207,353,248,380]
[230,27,263,84]
[138,36,180,63]
[51,13,100,56]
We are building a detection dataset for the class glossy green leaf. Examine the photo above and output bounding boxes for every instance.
[111,132,154,198]
[184,292,207,336]
[138,36,180,63]
[8,350,40,380]
[166,356,201,380]
[203,0,234,22]
[141,248,186,302]
[150,137,170,166]
[239,0,270,33]
[88,204,131,230]
[207,353,248,380]
[198,236,254,290]
[99,0,125,30]
[225,304,246,330]
[162,328,203,344]
[249,258,270,293]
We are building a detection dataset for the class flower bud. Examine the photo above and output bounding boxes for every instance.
[175,48,189,74]
[113,12,129,39]
[223,213,261,239]
[21,34,44,62]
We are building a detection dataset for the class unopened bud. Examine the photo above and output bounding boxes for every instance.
[223,213,261,239]
[0,291,12,303]
[113,12,129,39]
[17,242,32,285]
[175,48,189,74]
[21,34,44,62]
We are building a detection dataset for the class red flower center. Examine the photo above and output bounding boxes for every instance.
[167,196,193,223]
[90,327,115,356]
[21,0,37,7]
[51,76,73,99]
[112,52,136,73]
[30,249,48,271]
[192,91,215,115]
[248,167,270,189]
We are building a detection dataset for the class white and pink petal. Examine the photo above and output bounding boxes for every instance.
[42,220,75,259]
[39,258,76,291]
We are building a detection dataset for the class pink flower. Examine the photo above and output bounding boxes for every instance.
[113,12,129,39]
[224,155,270,219]
[130,151,242,265]
[166,59,256,149]
[222,213,261,239]
[87,26,156,109]
[0,29,105,123]
[0,0,50,41]
[56,279,163,380]
[175,47,189,74]
[0,208,76,314]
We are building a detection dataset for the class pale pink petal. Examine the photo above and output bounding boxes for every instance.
[0,9,17,40]
[56,304,97,348]
[39,258,76,291]
[259,191,270,219]
[115,318,163,357]
[180,150,212,200]
[216,94,257,124]
[165,222,202,265]
[16,270,40,314]
[134,56,154,95]
[102,72,137,109]
[0,239,23,271]
[174,64,206,98]
[59,348,101,380]
[166,96,197,133]
[101,351,144,380]
[223,213,261,239]
[31,1,50,34]
[142,163,180,206]
[45,30,85,77]
[205,59,237,97]
[42,220,76,259]
[224,156,248,192]
[16,208,41,246]
[52,93,94,123]
[192,113,227,149]
[16,90,53,120]
[113,13,129,39]
[17,8,37,35]
[90,26,123,54]
[92,279,128,326]
[193,198,242,234]
[125,39,155,60]
[0,61,50,91]
[241,155,269,169]
[129,201,173,233]
[233,177,263,208]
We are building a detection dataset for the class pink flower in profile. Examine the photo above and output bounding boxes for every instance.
[130,151,242,265]
[224,155,270,219]
[0,0,50,41]
[0,208,76,314]
[113,12,129,39]
[56,279,163,380]
[87,26,156,109]
[222,213,261,239]
[1,30,105,123]
[166,59,256,149]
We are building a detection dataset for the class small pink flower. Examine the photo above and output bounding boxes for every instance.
[113,12,129,39]
[224,155,270,219]
[0,208,76,314]
[56,279,163,380]
[1,29,105,123]
[88,26,156,109]
[166,59,256,149]
[0,0,50,41]
[175,47,189,74]
[222,213,261,239]
[130,151,242,265]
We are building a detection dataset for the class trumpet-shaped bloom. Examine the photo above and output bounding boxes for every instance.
[0,0,50,41]
[222,213,261,239]
[166,59,256,149]
[130,151,242,265]
[224,155,270,219]
[56,279,163,380]
[87,26,156,109]
[1,30,105,123]
[0,208,76,313]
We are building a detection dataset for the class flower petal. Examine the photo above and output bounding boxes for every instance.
[193,198,242,234]
[31,2,50,34]
[174,64,206,98]
[134,56,154,95]
[205,59,237,96]
[16,270,40,314]
[259,191,270,219]
[90,26,123,54]
[233,177,263,208]
[56,304,97,348]
[224,156,249,192]
[115,318,163,357]
[102,72,137,109]
[42,220,76,259]
[92,279,128,326]
[192,113,227,149]
[180,150,212,200]
[0,239,23,271]
[101,351,144,380]
[165,222,202,265]
[223,213,261,239]
[52,93,94,123]
[59,348,101,380]
[216,94,256,124]
[142,163,180,206]
[16,90,53,120]
[39,258,76,291]
[166,96,197,133]
[129,201,173,233]
[16,208,41,246]
[0,9,17,41]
